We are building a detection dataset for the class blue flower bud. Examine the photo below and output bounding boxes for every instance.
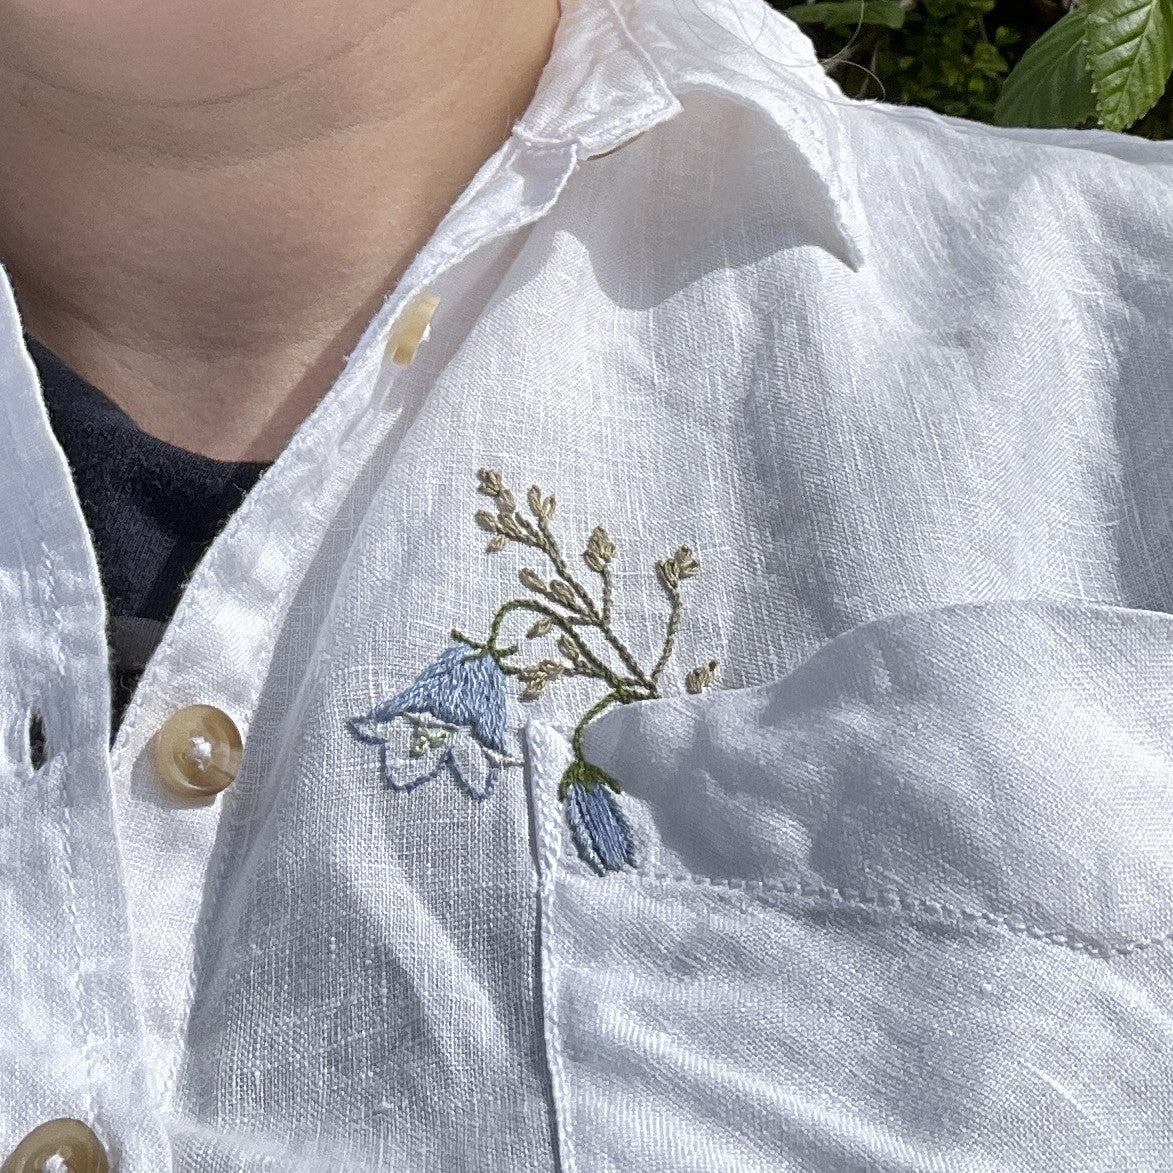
[562,759,636,875]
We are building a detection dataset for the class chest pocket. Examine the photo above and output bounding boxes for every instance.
[525,599,1173,1173]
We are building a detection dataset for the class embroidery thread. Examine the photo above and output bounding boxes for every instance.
[349,468,718,875]
[348,640,524,801]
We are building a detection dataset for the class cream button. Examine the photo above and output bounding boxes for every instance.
[1,1117,109,1173]
[154,704,243,799]
[386,289,440,366]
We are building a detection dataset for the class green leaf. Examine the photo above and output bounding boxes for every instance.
[782,0,906,30]
[971,41,1009,77]
[992,5,1099,129]
[1087,0,1173,131]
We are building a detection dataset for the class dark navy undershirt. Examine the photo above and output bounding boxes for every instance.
[24,333,273,744]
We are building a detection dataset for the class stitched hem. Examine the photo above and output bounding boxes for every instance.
[614,867,1172,962]
[528,722,577,1173]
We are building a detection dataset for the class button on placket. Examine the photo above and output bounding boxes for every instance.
[154,704,243,799]
[386,290,440,367]
[1,1118,109,1173]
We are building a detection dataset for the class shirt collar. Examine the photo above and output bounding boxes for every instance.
[513,0,870,271]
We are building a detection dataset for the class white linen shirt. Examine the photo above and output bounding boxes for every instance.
[3,0,1173,1167]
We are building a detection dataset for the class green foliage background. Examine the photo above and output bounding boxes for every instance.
[769,0,1173,140]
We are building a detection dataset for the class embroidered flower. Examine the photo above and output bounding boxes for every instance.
[560,759,636,875]
[351,468,718,878]
[348,640,522,801]
[460,468,719,875]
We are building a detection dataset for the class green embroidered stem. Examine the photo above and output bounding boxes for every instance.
[649,582,683,685]
[601,566,614,627]
[531,515,599,615]
[473,473,715,751]
[571,692,623,759]
[558,691,626,799]
[459,600,643,699]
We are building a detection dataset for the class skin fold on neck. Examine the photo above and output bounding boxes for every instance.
[0,0,561,461]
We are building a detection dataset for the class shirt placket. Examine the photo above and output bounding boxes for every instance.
[0,271,171,1167]
[106,134,589,1116]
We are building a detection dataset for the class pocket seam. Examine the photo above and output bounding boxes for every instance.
[617,867,1173,962]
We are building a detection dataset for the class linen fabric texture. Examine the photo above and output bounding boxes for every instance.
[0,0,1172,1167]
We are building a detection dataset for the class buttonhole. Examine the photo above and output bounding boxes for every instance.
[27,708,46,770]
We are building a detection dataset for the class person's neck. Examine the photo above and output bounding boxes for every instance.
[0,0,561,461]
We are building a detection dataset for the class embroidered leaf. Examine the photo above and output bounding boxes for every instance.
[497,513,526,540]
[497,514,526,541]
[685,659,720,695]
[519,567,546,592]
[498,488,517,515]
[477,468,504,497]
[517,658,564,697]
[549,580,577,608]
[674,546,701,579]
[583,525,616,572]
[475,510,501,533]
[527,484,556,523]
[527,617,554,639]
[557,635,581,663]
[657,545,700,591]
[485,534,508,553]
